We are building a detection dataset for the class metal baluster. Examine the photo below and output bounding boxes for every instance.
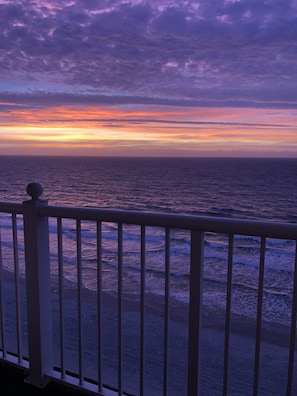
[118,223,123,395]
[163,228,170,396]
[140,225,146,396]
[57,217,65,379]
[253,237,266,396]
[12,214,22,364]
[0,225,6,358]
[223,234,234,396]
[76,219,83,386]
[286,242,297,396]
[187,230,204,396]
[97,220,103,393]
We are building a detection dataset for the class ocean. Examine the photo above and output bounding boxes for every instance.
[1,156,297,326]
[1,156,297,220]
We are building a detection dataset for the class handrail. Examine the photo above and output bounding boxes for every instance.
[0,202,23,214]
[39,204,297,240]
[1,199,296,240]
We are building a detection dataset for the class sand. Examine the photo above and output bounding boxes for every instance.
[1,271,297,396]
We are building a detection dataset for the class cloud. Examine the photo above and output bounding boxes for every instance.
[0,0,296,109]
[1,102,296,134]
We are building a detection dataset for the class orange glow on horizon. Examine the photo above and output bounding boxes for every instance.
[0,105,297,156]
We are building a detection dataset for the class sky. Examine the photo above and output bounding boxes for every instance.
[0,0,297,157]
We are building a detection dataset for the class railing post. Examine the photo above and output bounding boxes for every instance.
[188,230,204,396]
[23,182,53,387]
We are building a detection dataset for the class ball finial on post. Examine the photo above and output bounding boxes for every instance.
[26,182,44,201]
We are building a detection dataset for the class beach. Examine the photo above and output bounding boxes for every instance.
[2,270,296,396]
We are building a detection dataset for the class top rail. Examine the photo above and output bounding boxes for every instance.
[39,204,297,240]
[1,198,297,240]
[0,202,23,214]
[0,197,297,240]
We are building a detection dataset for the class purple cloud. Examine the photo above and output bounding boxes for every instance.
[0,0,296,109]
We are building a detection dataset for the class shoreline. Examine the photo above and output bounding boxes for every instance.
[2,270,297,395]
[72,285,293,349]
[3,268,293,348]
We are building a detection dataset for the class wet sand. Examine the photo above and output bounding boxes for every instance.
[1,272,297,395]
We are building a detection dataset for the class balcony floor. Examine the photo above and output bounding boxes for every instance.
[0,362,84,396]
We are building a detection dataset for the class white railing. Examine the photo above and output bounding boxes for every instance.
[0,182,297,395]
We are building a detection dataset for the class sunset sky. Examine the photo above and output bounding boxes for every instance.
[0,0,296,157]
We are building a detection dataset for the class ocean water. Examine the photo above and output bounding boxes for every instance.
[1,156,297,326]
